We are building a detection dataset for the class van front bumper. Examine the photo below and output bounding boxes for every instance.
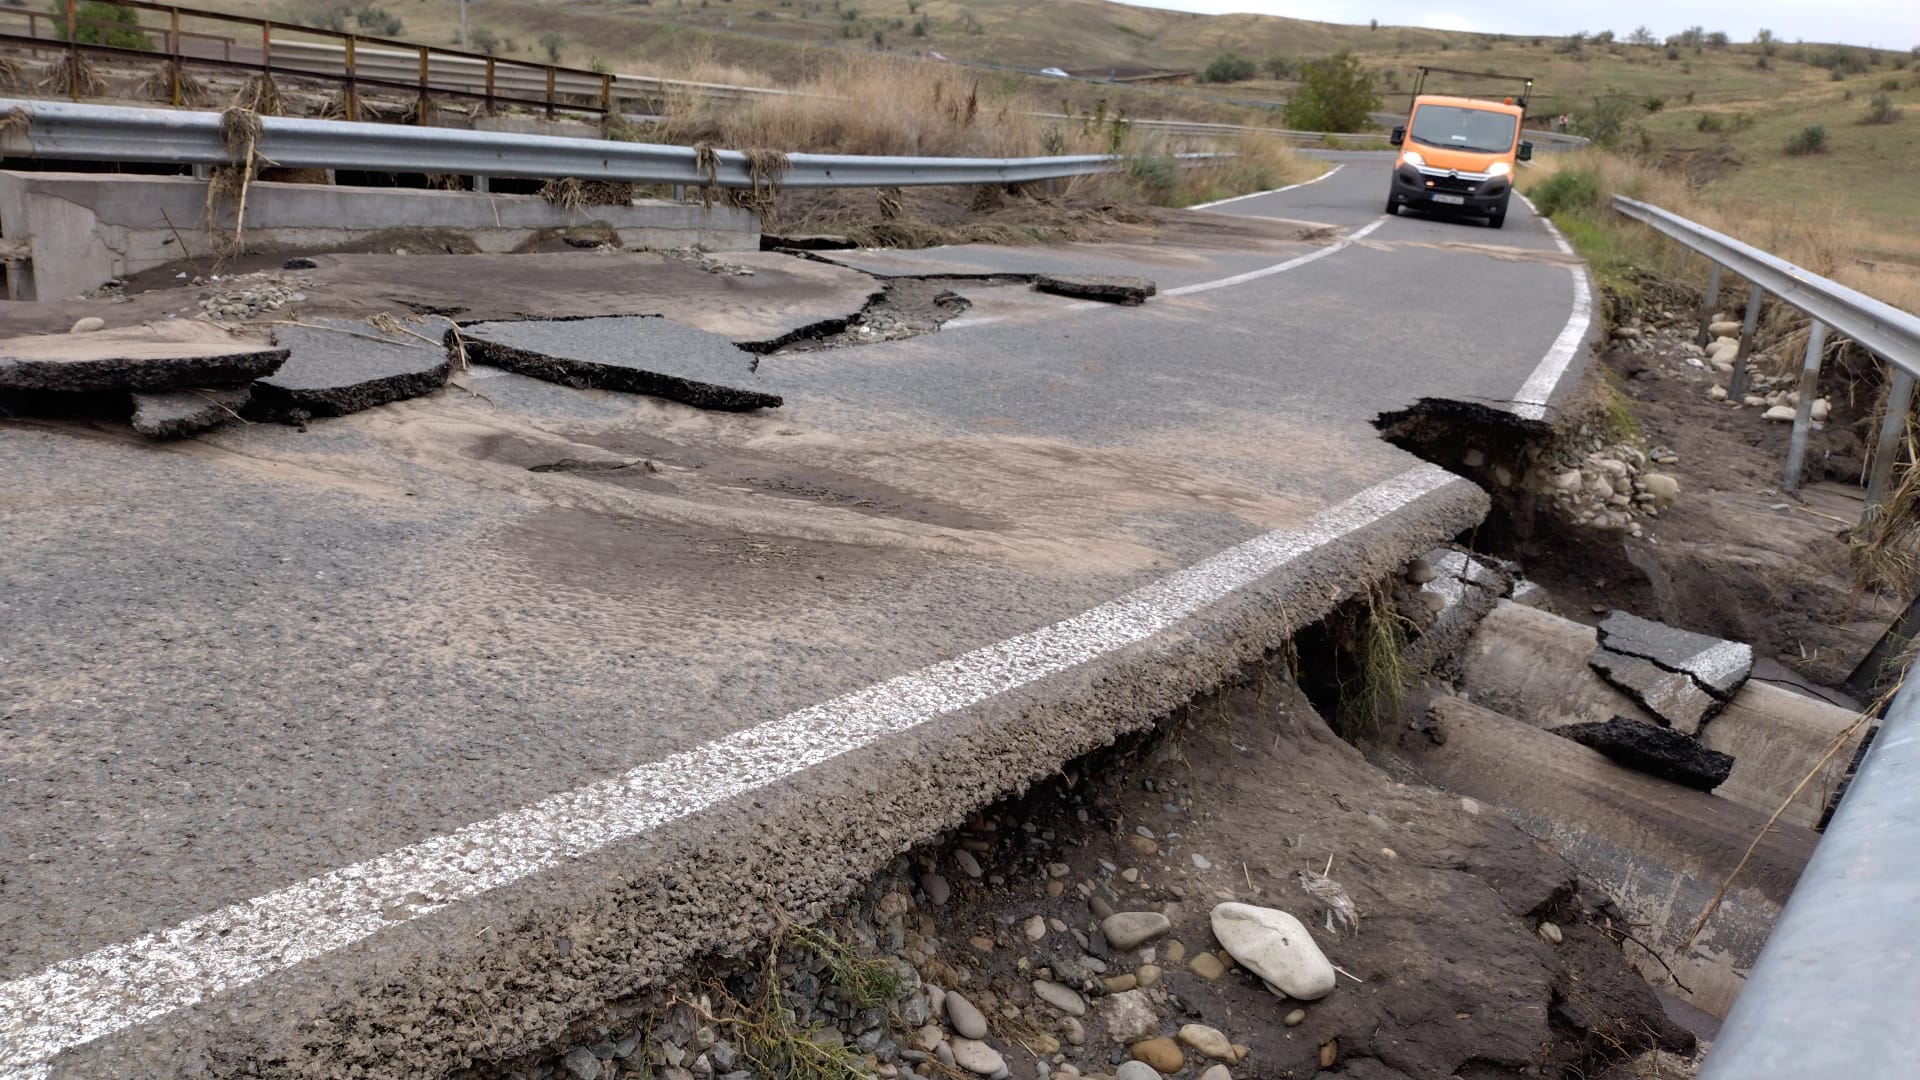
[1388,164,1510,212]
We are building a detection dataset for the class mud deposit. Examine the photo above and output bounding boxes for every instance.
[509,669,1691,1080]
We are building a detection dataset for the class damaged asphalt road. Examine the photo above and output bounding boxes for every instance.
[0,159,1598,1078]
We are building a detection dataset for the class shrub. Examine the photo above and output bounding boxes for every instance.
[1695,112,1723,132]
[1200,52,1257,83]
[540,30,564,63]
[1641,95,1665,113]
[470,27,501,54]
[51,1,152,50]
[1572,93,1634,147]
[1262,52,1296,79]
[1282,51,1380,131]
[353,5,402,36]
[1784,124,1829,154]
[1866,93,1900,124]
[1530,167,1602,217]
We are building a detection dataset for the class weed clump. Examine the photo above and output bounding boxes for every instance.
[1784,124,1829,155]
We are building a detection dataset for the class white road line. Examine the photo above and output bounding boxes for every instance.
[0,463,1463,1078]
[1164,217,1390,297]
[1185,163,1345,210]
[1510,195,1591,421]
[946,212,1385,329]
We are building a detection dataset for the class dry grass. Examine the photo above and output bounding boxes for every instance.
[1522,150,1920,317]
[35,54,103,98]
[137,63,207,107]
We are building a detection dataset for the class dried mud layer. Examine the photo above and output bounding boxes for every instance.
[499,672,1692,1080]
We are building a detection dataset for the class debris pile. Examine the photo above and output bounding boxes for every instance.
[1539,434,1682,536]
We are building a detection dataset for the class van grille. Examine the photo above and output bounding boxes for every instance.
[1428,174,1480,195]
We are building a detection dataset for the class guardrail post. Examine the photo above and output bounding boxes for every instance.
[1782,320,1828,493]
[344,35,358,121]
[1696,261,1722,347]
[601,73,613,117]
[545,66,556,119]
[168,7,182,107]
[484,56,496,116]
[260,20,270,74]
[417,45,429,123]
[1866,368,1915,513]
[63,0,76,99]
[1729,283,1764,399]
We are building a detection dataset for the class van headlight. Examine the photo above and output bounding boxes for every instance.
[1486,161,1513,176]
[1400,151,1425,168]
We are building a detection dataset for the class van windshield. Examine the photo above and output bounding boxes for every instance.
[1409,105,1518,154]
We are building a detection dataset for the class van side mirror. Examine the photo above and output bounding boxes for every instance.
[1390,126,1405,146]
[1518,140,1534,162]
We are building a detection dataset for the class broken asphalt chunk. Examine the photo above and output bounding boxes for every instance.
[1032,274,1157,306]
[257,316,455,420]
[130,387,251,439]
[1597,610,1753,699]
[458,316,782,412]
[0,326,286,394]
[1551,717,1735,792]
[1589,648,1720,735]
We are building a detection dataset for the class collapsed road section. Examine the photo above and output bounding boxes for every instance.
[1,159,1667,1079]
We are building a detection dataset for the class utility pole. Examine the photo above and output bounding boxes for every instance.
[459,0,469,49]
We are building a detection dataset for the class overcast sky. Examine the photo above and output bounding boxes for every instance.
[1120,0,1920,51]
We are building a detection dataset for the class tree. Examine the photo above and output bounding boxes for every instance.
[1262,52,1296,79]
[51,1,153,50]
[1200,52,1257,83]
[1627,25,1656,46]
[470,27,502,54]
[1283,52,1381,132]
[1706,31,1730,48]
[539,30,564,63]
[1755,28,1777,56]
[1866,92,1900,124]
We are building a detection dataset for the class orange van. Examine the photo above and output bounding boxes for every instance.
[1385,94,1535,228]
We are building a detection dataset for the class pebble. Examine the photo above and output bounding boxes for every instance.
[946,993,989,1040]
[1047,881,1066,897]
[1764,404,1797,422]
[1320,1039,1339,1068]
[1102,912,1173,950]
[1539,921,1564,945]
[1098,990,1160,1043]
[1091,895,1117,920]
[1707,384,1728,401]
[950,1038,1006,1076]
[915,1025,946,1051]
[1135,964,1163,989]
[1025,915,1048,941]
[1131,1037,1185,1074]
[1811,398,1831,422]
[1188,953,1225,980]
[1060,1016,1087,1046]
[1284,1008,1306,1027]
[1116,1063,1162,1080]
[1406,557,1436,584]
[1210,902,1335,1000]
[561,1047,600,1080]
[69,316,105,334]
[1127,836,1158,856]
[1641,473,1680,507]
[1033,980,1088,1017]
[970,935,996,952]
[1163,940,1185,963]
[1190,853,1212,870]
[1120,868,1140,883]
[922,873,951,905]
[1199,1067,1233,1080]
[1104,974,1138,993]
[954,850,984,878]
[1177,1025,1235,1061]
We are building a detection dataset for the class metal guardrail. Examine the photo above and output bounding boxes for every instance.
[0,97,1212,189]
[1613,195,1920,510]
[1697,675,1918,1078]
[1613,195,1920,1077]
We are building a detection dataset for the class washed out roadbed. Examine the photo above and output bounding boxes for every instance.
[506,667,1692,1080]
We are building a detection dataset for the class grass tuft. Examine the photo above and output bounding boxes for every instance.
[1337,584,1414,739]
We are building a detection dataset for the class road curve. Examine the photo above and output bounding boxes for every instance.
[0,155,1595,1078]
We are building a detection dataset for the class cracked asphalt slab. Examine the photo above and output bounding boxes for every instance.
[0,158,1593,1078]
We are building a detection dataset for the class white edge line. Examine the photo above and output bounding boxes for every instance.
[0,462,1464,1077]
[947,206,1384,329]
[1164,216,1389,297]
[1186,162,1344,210]
[1510,193,1591,421]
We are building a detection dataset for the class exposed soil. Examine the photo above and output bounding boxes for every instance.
[498,666,1693,1080]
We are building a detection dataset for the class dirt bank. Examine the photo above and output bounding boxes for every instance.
[501,664,1693,1080]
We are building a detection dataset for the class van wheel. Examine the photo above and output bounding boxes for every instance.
[1488,194,1510,229]
[1384,197,1400,216]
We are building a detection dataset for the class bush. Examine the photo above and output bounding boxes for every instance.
[1530,167,1603,217]
[1572,93,1634,148]
[1866,93,1900,124]
[1784,124,1829,154]
[1262,52,1296,79]
[1695,112,1723,132]
[1641,95,1665,112]
[51,1,152,50]
[539,30,564,63]
[1282,51,1380,131]
[354,4,402,36]
[1200,52,1257,83]
[470,27,501,54]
